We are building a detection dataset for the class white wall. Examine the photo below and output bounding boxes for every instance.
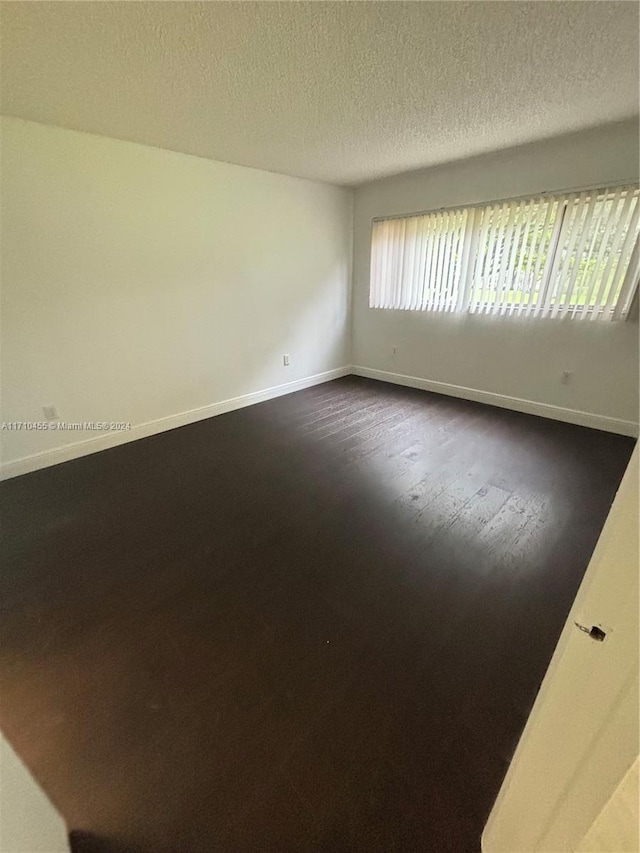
[0,117,352,475]
[0,732,69,852]
[352,120,640,430]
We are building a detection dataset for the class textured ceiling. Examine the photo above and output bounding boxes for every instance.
[1,1,638,186]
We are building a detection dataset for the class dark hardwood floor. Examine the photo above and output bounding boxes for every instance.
[0,376,634,853]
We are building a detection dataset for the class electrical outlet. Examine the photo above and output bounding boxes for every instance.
[43,404,59,421]
[283,354,290,366]
[561,371,572,385]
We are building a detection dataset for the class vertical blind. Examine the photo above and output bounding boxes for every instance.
[370,185,640,320]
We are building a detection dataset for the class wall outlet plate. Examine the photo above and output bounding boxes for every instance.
[43,405,59,421]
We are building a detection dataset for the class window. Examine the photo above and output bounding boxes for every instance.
[370,185,640,320]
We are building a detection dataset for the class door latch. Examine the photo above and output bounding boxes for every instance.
[574,622,607,642]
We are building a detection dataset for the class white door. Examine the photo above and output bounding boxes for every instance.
[0,733,69,852]
[577,757,639,852]
[482,445,639,852]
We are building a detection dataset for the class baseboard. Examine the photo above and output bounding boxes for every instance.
[352,366,639,438]
[3,363,636,480]
[0,366,351,481]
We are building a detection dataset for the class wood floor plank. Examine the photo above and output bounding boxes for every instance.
[0,375,634,853]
